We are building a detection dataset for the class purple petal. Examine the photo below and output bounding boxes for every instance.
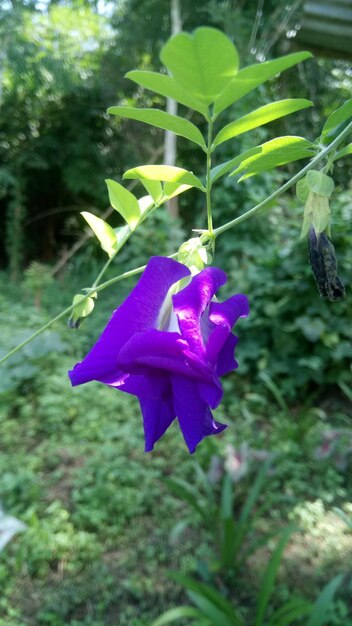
[137,376,176,452]
[216,334,239,376]
[172,375,227,453]
[116,328,214,381]
[206,294,249,365]
[172,267,227,356]
[69,257,190,386]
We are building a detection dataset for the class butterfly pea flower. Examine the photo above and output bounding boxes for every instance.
[68,256,249,453]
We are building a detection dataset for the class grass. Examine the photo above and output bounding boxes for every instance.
[1,275,352,625]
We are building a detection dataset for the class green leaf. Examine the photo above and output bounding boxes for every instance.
[164,478,207,519]
[137,195,154,215]
[213,100,313,147]
[269,598,313,626]
[231,136,314,180]
[255,526,297,626]
[105,179,141,230]
[126,70,208,117]
[81,211,117,257]
[214,51,312,116]
[210,147,262,183]
[170,573,241,624]
[321,99,352,139]
[123,165,205,191]
[306,575,343,626]
[164,181,193,199]
[334,142,352,161]
[139,179,163,203]
[306,170,334,197]
[108,106,206,148]
[160,27,239,105]
[114,224,130,245]
[150,606,204,626]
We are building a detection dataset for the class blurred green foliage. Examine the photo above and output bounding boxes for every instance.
[1,0,352,624]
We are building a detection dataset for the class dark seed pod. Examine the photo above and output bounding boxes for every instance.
[68,316,81,329]
[308,227,346,301]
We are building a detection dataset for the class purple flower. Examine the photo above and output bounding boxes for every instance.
[69,257,249,453]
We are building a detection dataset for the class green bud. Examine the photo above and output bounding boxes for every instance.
[178,237,212,274]
[68,292,96,329]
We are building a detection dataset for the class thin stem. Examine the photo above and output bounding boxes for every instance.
[213,120,352,237]
[0,254,178,366]
[2,122,351,366]
[206,119,214,235]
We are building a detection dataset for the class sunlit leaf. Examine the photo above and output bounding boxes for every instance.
[150,606,204,626]
[306,170,334,197]
[126,70,209,117]
[213,100,313,147]
[321,99,352,140]
[139,179,163,202]
[105,179,141,230]
[123,165,205,191]
[164,181,193,199]
[214,51,312,116]
[81,211,117,257]
[138,195,154,215]
[160,27,239,104]
[108,106,206,148]
[333,142,352,161]
[210,147,262,183]
[230,136,314,179]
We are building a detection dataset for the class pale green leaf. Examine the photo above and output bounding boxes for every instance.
[108,106,206,148]
[163,181,193,199]
[334,142,352,161]
[214,51,312,116]
[150,606,204,626]
[210,147,262,183]
[139,179,163,202]
[114,224,130,245]
[213,100,313,147]
[138,195,154,215]
[306,170,334,197]
[230,136,314,179]
[160,27,239,105]
[322,99,352,139]
[123,165,205,191]
[81,211,117,257]
[126,70,208,117]
[105,179,141,230]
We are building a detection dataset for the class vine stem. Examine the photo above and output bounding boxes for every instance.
[206,118,214,235]
[0,257,174,366]
[213,119,352,236]
[1,121,352,366]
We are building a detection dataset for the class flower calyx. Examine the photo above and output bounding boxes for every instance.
[178,237,213,274]
[298,170,334,239]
